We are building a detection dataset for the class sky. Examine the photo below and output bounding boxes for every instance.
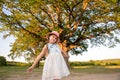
[0,33,120,62]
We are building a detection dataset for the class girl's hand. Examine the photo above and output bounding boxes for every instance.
[64,54,70,59]
[66,55,70,59]
[27,66,34,73]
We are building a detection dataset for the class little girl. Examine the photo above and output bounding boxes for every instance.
[27,31,70,80]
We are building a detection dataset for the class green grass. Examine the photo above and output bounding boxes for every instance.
[0,65,120,80]
[0,66,43,80]
[0,66,27,77]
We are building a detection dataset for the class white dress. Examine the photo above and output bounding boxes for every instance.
[42,43,70,80]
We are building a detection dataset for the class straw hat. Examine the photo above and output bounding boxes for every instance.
[47,31,59,37]
[47,31,60,43]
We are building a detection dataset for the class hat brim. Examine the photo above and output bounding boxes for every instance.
[47,33,59,38]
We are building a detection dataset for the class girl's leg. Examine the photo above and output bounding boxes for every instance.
[54,79,60,80]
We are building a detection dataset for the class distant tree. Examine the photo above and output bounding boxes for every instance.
[0,56,7,66]
[0,0,120,62]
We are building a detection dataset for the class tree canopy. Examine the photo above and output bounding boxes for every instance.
[0,0,120,62]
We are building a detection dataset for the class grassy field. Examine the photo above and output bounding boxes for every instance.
[0,58,120,80]
[0,65,120,80]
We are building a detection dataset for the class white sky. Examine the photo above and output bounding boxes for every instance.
[0,33,120,62]
[69,45,120,61]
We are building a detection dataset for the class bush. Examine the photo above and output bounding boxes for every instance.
[106,63,118,66]
[0,56,7,66]
[7,61,28,66]
[70,61,96,66]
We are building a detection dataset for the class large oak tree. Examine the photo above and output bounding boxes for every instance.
[0,0,120,62]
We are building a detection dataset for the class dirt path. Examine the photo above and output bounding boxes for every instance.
[63,73,120,80]
[4,72,120,80]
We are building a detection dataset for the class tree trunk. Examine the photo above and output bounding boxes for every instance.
[36,61,40,68]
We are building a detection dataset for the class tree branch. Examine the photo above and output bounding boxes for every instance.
[16,19,41,38]
[28,9,51,32]
[68,27,120,49]
[74,0,92,30]
[64,2,75,19]
[39,6,55,25]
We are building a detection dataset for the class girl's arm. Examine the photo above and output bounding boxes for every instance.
[27,45,48,72]
[58,43,69,58]
[61,49,70,58]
